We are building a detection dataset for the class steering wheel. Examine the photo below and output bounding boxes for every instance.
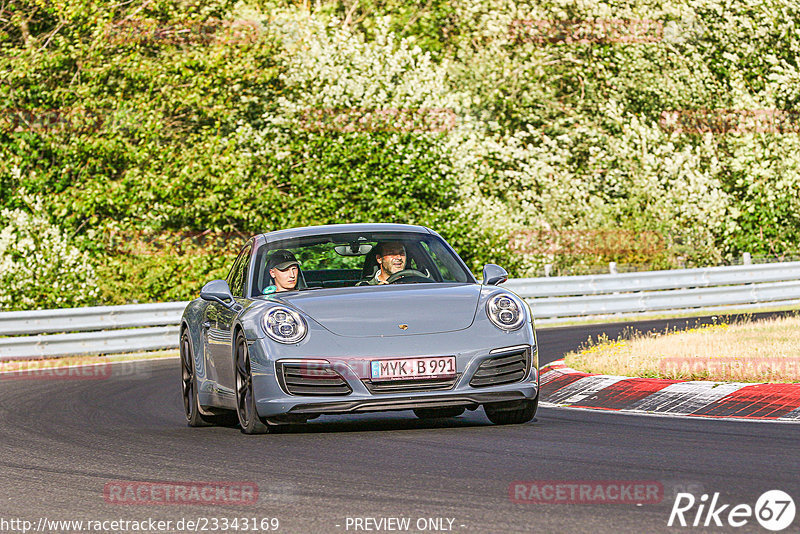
[386,269,431,284]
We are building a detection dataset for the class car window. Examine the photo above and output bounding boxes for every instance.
[225,249,244,289]
[294,244,365,270]
[253,231,473,293]
[227,243,252,298]
[419,240,464,282]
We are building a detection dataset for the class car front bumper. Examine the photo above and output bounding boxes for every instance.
[276,387,536,415]
[247,323,539,419]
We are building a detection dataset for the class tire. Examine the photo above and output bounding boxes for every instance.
[413,407,466,419]
[484,396,538,425]
[234,331,270,434]
[180,330,212,427]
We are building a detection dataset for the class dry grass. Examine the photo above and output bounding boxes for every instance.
[536,302,800,328]
[564,315,800,382]
[0,349,178,373]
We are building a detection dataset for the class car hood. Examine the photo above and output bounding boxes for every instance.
[267,284,481,337]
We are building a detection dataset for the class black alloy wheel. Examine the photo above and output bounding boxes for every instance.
[235,331,269,434]
[180,331,212,427]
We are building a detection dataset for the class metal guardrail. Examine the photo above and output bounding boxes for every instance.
[0,302,188,336]
[0,326,180,360]
[504,261,800,297]
[522,280,800,318]
[505,261,800,320]
[1,261,799,360]
[0,302,188,360]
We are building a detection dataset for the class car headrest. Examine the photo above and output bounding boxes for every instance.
[361,254,379,280]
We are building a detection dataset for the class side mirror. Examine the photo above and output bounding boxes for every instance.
[200,279,235,309]
[482,264,508,286]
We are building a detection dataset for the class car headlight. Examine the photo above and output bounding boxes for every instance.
[486,293,525,331]
[262,307,307,344]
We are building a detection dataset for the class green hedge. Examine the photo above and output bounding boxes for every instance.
[2,0,799,309]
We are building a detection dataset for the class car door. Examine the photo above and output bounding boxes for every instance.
[205,242,252,400]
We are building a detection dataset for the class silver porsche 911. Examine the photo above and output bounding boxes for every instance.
[180,223,539,433]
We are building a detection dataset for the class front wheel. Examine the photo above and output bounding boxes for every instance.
[484,396,538,425]
[235,332,270,434]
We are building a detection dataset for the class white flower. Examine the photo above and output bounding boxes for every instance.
[0,192,98,310]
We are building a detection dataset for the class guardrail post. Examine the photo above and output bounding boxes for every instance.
[743,252,752,265]
[609,262,618,274]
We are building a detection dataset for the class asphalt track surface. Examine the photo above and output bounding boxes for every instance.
[1,313,798,534]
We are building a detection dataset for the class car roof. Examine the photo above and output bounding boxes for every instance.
[257,223,434,244]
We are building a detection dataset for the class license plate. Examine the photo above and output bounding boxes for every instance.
[370,356,456,381]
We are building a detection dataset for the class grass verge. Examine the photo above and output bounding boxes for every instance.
[536,303,800,328]
[564,314,800,382]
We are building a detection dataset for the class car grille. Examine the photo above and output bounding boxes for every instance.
[469,347,530,387]
[277,362,352,396]
[363,376,459,394]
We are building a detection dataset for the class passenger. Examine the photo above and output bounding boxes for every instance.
[365,241,407,285]
[263,249,300,294]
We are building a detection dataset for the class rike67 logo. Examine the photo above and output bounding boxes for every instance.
[668,490,796,531]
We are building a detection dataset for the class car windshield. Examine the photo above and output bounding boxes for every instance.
[251,231,474,295]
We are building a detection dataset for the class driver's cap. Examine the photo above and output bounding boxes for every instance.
[267,249,300,271]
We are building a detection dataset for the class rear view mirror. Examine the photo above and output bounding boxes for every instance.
[334,243,374,256]
[200,279,235,309]
[482,264,508,286]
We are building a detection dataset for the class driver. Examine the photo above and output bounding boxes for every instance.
[263,249,301,294]
[365,241,407,285]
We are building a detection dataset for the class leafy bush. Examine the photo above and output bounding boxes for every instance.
[0,190,98,310]
[2,0,799,307]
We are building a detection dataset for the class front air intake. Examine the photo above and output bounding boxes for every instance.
[469,347,530,387]
[277,362,352,396]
